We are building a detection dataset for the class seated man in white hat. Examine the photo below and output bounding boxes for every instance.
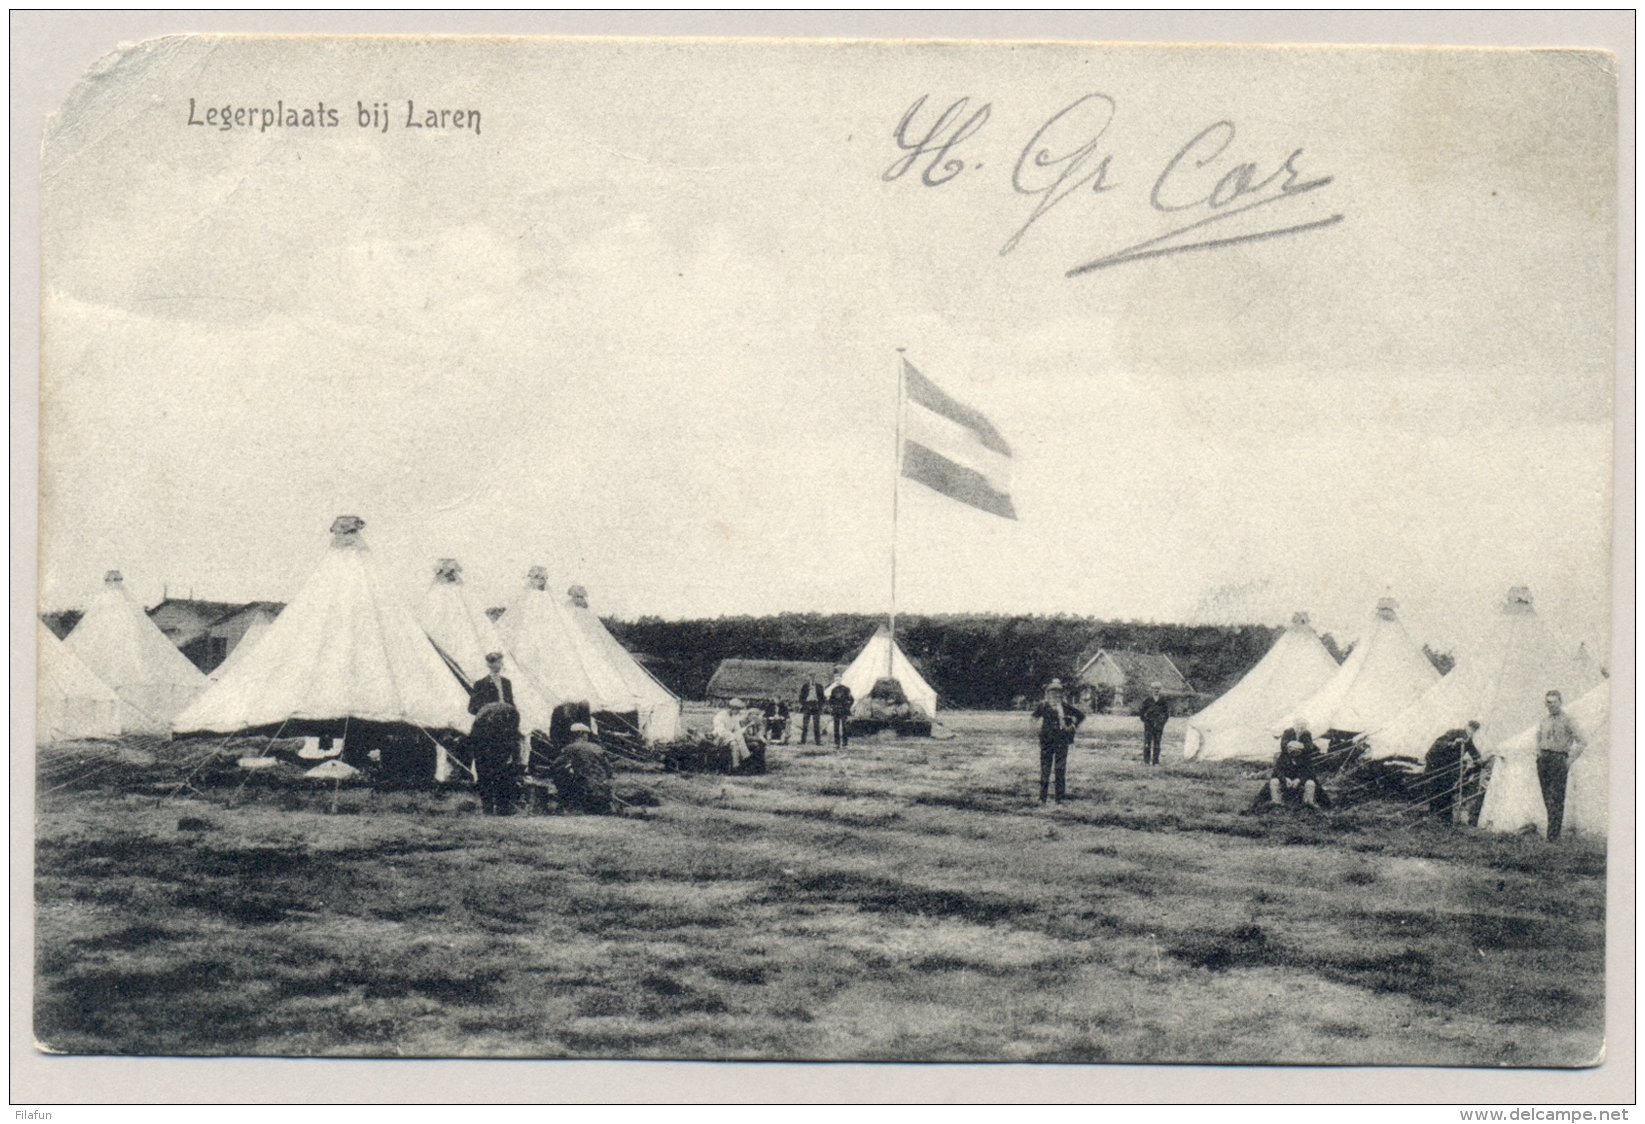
[713,698,755,771]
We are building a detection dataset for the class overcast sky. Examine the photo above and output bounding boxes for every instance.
[39,37,1616,658]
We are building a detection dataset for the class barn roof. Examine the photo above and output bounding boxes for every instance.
[1077,648,1192,694]
[210,601,286,627]
[705,659,839,701]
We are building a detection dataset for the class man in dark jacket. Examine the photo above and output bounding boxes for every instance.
[1425,720,1482,823]
[826,676,855,747]
[1136,681,1171,766]
[548,723,614,814]
[1266,720,1327,809]
[468,651,514,714]
[468,700,523,815]
[1031,679,1085,804]
[797,678,827,745]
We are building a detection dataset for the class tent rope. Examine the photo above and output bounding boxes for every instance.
[419,724,475,782]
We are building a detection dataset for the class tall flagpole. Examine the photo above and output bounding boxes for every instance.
[890,349,905,678]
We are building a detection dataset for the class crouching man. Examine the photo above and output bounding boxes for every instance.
[548,723,614,814]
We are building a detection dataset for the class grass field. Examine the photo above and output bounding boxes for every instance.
[34,710,1605,1064]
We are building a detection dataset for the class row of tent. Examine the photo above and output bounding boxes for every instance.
[37,516,682,749]
[1183,591,1610,836]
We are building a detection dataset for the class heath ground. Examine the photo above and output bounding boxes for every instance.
[33,710,1605,1064]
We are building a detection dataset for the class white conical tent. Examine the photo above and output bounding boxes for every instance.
[1559,682,1612,838]
[1572,641,1603,683]
[1479,681,1610,837]
[1365,587,1602,760]
[172,519,472,735]
[37,619,122,742]
[840,626,938,720]
[1276,597,1439,737]
[415,559,554,734]
[496,568,643,724]
[207,608,275,682]
[64,571,208,735]
[1184,613,1341,761]
[562,585,682,742]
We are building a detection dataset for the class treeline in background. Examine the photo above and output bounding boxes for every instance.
[604,613,1355,711]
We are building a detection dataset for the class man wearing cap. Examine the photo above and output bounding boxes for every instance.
[1425,720,1483,824]
[468,651,514,714]
[1136,681,1171,766]
[1031,679,1085,804]
[1535,690,1586,841]
[713,698,753,770]
[548,723,614,814]
[1267,720,1326,809]
[826,674,855,748]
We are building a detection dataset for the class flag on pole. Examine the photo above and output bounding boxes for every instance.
[900,359,1017,519]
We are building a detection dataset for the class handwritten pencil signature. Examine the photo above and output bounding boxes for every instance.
[884,94,1343,276]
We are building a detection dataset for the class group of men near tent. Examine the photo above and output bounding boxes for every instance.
[39,517,689,817]
[709,676,856,771]
[1051,590,1606,841]
[1027,675,1598,839]
[39,523,1607,839]
[703,629,944,767]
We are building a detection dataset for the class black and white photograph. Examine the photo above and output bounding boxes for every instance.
[21,17,1626,1087]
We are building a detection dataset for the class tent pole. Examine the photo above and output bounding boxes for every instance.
[890,349,905,678]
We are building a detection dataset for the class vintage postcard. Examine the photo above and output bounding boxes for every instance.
[27,27,1622,1083]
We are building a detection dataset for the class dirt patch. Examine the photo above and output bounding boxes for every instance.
[768,871,1035,925]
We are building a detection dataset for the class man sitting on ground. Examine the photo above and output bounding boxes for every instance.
[764,699,790,744]
[1266,719,1329,809]
[713,694,763,773]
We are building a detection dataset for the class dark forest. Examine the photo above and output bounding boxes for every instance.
[603,613,1299,710]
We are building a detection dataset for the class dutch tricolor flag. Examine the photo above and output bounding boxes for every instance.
[900,359,1017,520]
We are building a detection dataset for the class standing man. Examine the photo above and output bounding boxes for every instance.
[468,651,514,714]
[468,701,523,815]
[1424,720,1482,824]
[1535,690,1586,841]
[1137,681,1171,766]
[1031,679,1085,805]
[797,676,827,746]
[826,673,855,748]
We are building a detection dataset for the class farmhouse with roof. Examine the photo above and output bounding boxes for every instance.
[146,596,285,674]
[1076,647,1192,712]
[705,658,841,704]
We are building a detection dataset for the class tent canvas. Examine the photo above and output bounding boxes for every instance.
[840,626,938,720]
[37,618,122,742]
[1184,613,1341,761]
[416,559,554,736]
[1572,641,1603,683]
[1365,587,1602,760]
[1480,681,1609,837]
[496,569,646,730]
[172,519,473,737]
[1276,597,1438,737]
[64,571,208,735]
[562,586,681,742]
[207,608,275,682]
